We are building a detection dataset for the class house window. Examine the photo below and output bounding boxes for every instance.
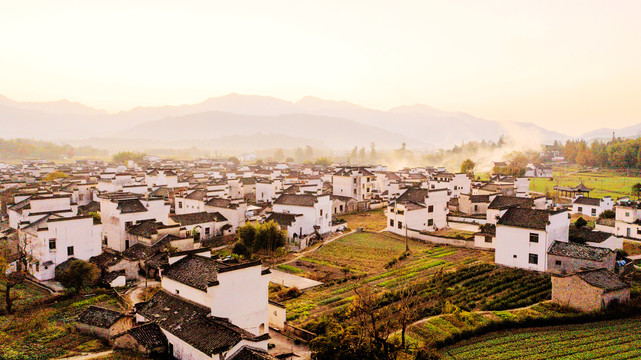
[205,227,210,235]
[528,253,538,264]
[67,246,74,256]
[513,255,517,258]
[555,260,562,266]
[591,209,597,216]
[390,219,394,227]
[178,201,183,209]
[485,236,492,243]
[353,189,357,195]
[340,205,344,212]
[125,240,130,249]
[49,238,56,250]
[529,233,539,243]
[103,236,108,246]
[428,205,434,213]
[353,178,357,184]
[397,210,404,215]
[577,206,583,212]
[428,219,434,226]
[398,221,403,229]
[320,209,323,216]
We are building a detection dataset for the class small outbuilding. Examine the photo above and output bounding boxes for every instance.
[112,322,167,356]
[552,268,630,312]
[76,305,133,342]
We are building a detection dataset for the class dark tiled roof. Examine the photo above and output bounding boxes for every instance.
[127,220,164,238]
[548,241,612,261]
[117,199,148,214]
[136,291,266,356]
[77,305,124,328]
[265,212,300,227]
[468,194,491,203]
[78,201,100,215]
[228,346,275,360]
[273,194,317,207]
[574,268,629,292]
[90,250,124,268]
[206,198,236,209]
[488,196,533,210]
[497,207,551,230]
[163,255,219,291]
[113,323,167,349]
[185,189,207,201]
[573,196,601,206]
[569,228,613,244]
[170,211,226,226]
[395,188,428,205]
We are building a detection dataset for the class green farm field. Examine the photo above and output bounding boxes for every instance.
[441,317,641,360]
[277,232,554,329]
[530,166,641,200]
[0,283,133,360]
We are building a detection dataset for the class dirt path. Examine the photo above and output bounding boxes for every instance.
[398,301,547,335]
[57,350,113,360]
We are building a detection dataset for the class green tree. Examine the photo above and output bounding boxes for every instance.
[315,157,331,166]
[55,259,100,292]
[238,223,257,250]
[574,217,588,228]
[113,151,145,164]
[460,159,475,174]
[0,245,25,314]
[632,183,641,199]
[305,146,314,161]
[274,148,285,162]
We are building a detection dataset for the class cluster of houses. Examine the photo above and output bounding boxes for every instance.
[0,158,638,358]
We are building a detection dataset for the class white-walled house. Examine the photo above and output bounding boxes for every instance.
[271,194,332,236]
[204,198,247,232]
[99,193,170,252]
[136,253,271,360]
[169,211,228,240]
[386,188,448,236]
[18,214,101,280]
[8,193,77,229]
[256,179,283,203]
[614,203,641,240]
[428,173,471,198]
[332,167,374,202]
[174,190,207,215]
[494,208,570,272]
[572,196,613,218]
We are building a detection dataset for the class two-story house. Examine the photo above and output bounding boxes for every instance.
[494,208,570,272]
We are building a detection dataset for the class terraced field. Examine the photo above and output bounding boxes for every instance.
[278,231,554,328]
[441,317,641,360]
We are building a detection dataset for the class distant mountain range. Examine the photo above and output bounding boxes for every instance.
[0,93,635,151]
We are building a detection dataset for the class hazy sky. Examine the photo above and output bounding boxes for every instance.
[1,0,640,135]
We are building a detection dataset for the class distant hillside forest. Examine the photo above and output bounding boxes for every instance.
[0,139,106,160]
[550,138,641,169]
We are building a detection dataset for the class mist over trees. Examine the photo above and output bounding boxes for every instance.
[0,139,106,160]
